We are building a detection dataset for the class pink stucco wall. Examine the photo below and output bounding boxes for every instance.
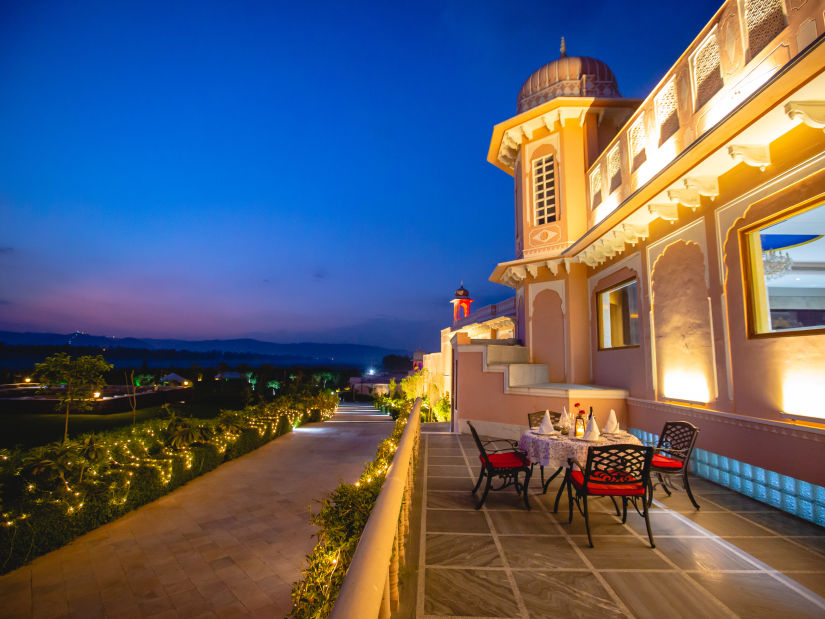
[455,350,627,430]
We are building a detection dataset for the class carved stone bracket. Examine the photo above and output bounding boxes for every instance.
[648,203,680,222]
[784,100,825,131]
[667,187,702,211]
[683,176,720,200]
[727,143,771,171]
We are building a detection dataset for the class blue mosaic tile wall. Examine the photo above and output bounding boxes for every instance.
[629,427,825,527]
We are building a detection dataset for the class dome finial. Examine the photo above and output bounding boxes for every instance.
[560,36,567,58]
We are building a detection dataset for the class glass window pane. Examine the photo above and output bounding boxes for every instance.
[749,203,825,333]
[598,281,640,348]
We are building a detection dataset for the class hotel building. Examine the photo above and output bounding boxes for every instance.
[424,0,825,525]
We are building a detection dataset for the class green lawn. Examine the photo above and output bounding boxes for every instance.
[0,398,245,449]
[0,406,169,448]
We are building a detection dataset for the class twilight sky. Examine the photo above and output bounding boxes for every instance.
[0,0,722,351]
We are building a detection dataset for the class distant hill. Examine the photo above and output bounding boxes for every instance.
[0,331,407,368]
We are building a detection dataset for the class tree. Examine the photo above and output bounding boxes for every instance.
[400,368,428,402]
[34,353,113,443]
[125,369,138,425]
[382,355,412,372]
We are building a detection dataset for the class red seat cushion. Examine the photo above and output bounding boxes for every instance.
[481,452,528,468]
[651,454,683,470]
[570,470,645,496]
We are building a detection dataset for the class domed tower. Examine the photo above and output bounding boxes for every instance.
[451,284,473,322]
[488,38,635,262]
[487,40,637,383]
[516,38,620,114]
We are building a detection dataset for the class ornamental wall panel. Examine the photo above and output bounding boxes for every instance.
[652,241,717,405]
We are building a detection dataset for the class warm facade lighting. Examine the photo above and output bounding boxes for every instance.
[782,373,825,421]
[663,370,710,403]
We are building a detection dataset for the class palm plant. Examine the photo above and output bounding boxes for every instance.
[75,435,108,483]
[165,417,208,450]
[23,443,75,489]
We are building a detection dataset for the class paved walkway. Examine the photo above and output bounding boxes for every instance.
[0,402,393,618]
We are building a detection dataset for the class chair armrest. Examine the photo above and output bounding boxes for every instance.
[654,447,687,457]
[569,458,585,472]
[482,438,519,452]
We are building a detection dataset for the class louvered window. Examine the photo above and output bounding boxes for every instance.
[533,155,557,225]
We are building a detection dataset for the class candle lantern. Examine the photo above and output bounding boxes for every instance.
[574,414,586,437]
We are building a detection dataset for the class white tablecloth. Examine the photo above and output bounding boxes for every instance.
[518,431,642,469]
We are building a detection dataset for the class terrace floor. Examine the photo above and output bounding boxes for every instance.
[412,431,825,618]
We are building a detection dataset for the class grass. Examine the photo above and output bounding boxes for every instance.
[0,398,248,449]
[0,406,168,448]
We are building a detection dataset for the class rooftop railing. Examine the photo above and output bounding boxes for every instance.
[330,398,422,618]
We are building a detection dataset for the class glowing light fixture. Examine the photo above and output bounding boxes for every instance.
[93,392,101,399]
[782,373,825,421]
[662,370,710,404]
[24,378,31,383]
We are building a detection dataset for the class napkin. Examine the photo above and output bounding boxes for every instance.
[583,414,601,441]
[538,411,555,434]
[559,406,569,429]
[603,409,619,434]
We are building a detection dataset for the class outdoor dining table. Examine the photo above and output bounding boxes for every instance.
[518,429,643,512]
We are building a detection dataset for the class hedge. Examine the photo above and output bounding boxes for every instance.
[0,391,338,574]
[290,399,413,618]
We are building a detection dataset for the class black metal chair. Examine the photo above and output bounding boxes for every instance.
[567,444,655,547]
[467,421,532,510]
[648,421,700,509]
[526,411,564,493]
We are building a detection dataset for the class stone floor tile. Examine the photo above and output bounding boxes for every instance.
[571,536,671,570]
[684,510,773,536]
[719,536,825,571]
[690,571,825,618]
[424,567,519,617]
[513,570,624,619]
[500,534,586,569]
[426,508,490,534]
[651,537,760,572]
[602,571,733,618]
[426,533,503,567]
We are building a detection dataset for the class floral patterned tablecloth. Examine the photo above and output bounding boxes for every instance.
[518,430,642,469]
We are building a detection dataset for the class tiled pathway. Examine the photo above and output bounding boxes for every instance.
[0,402,392,618]
[416,431,825,618]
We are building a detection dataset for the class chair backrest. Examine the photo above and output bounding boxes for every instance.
[466,421,490,465]
[584,444,653,489]
[657,421,699,464]
[528,410,560,429]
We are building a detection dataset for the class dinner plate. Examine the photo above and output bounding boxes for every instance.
[531,430,559,437]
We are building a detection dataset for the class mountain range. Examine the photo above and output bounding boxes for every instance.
[0,331,408,368]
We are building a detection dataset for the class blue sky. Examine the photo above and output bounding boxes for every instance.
[0,0,722,351]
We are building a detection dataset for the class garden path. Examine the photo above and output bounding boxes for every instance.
[0,402,393,618]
